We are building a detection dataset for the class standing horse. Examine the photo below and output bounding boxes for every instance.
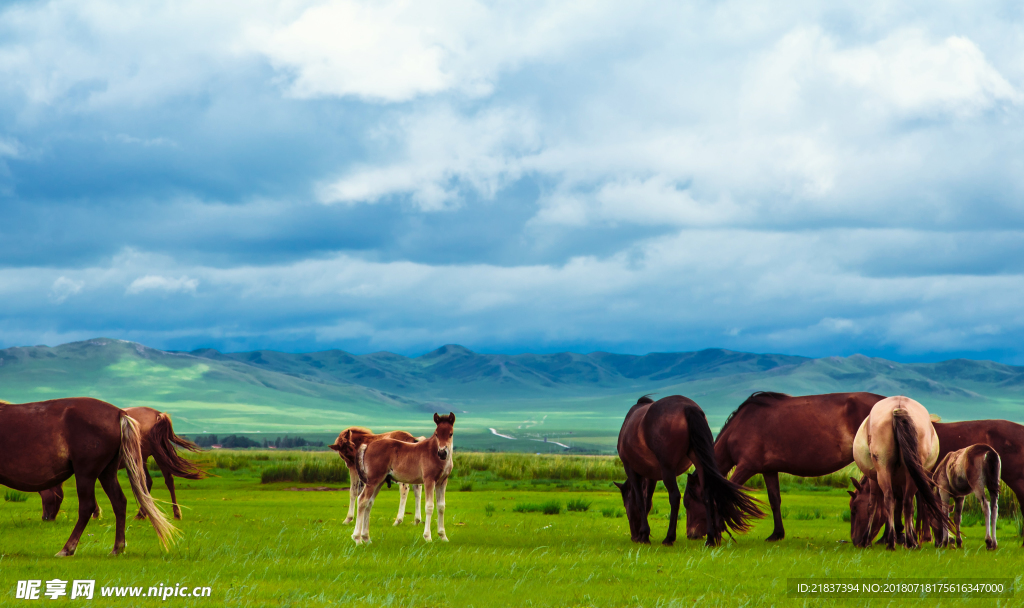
[351,413,455,545]
[39,406,205,521]
[930,444,1001,550]
[0,398,176,556]
[329,427,423,526]
[850,395,950,549]
[617,395,763,547]
[683,392,883,541]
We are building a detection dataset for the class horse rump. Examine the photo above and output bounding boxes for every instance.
[683,405,764,546]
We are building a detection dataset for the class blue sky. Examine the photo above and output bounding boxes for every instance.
[2,0,1024,362]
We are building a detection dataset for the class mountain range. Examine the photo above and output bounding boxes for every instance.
[2,339,1023,452]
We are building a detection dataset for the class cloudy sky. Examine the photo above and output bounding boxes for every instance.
[2,0,1024,362]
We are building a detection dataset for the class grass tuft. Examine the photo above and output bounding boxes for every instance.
[4,490,28,503]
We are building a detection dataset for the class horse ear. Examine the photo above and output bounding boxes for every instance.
[448,412,456,424]
[850,477,862,491]
[848,490,856,498]
[612,481,624,490]
[434,413,441,424]
[328,443,341,452]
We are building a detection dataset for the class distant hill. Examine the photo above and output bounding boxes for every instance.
[2,339,1024,453]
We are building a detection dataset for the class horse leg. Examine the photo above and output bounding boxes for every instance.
[952,497,964,548]
[978,485,995,550]
[436,479,449,542]
[626,469,651,544]
[661,470,681,546]
[98,459,129,555]
[395,483,409,526]
[57,475,99,557]
[344,464,360,524]
[759,471,786,542]
[422,480,436,542]
[160,463,182,520]
[414,484,423,524]
[989,485,999,551]
[877,472,896,551]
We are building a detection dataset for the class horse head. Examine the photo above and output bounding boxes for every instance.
[847,476,883,547]
[432,412,456,461]
[682,473,709,539]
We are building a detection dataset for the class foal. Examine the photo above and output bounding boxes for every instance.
[351,413,455,544]
[329,427,423,526]
[931,444,1001,550]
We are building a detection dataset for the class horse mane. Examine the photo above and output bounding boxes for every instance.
[717,391,791,438]
[637,394,655,405]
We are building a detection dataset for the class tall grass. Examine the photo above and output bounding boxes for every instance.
[4,490,27,503]
[958,481,1020,520]
[455,452,622,481]
[260,459,350,484]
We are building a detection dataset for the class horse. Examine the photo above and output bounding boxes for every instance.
[849,395,950,549]
[351,413,455,544]
[38,406,205,521]
[683,391,883,541]
[0,398,176,556]
[329,427,423,526]
[929,444,1001,550]
[616,395,763,547]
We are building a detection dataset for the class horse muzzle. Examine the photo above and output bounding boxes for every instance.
[437,447,450,461]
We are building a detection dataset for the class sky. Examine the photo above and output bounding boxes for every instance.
[2,1,1024,363]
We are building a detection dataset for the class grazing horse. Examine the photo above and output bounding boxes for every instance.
[616,395,763,547]
[683,392,883,541]
[0,398,176,556]
[39,406,205,521]
[351,413,455,545]
[329,427,423,526]
[849,396,950,549]
[930,444,1001,550]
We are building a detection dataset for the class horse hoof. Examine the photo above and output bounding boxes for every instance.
[134,514,147,521]
[439,534,449,542]
[393,519,403,526]
[55,550,73,557]
[765,533,784,542]
[661,539,674,547]
[343,517,354,524]
[415,519,422,524]
[423,535,432,542]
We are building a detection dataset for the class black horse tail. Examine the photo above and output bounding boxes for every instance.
[684,405,765,546]
[983,447,1001,508]
[150,413,207,480]
[891,409,951,533]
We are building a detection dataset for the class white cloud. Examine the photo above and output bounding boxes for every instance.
[126,275,199,295]
[49,277,83,303]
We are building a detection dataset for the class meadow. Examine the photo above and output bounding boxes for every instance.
[1,451,1021,607]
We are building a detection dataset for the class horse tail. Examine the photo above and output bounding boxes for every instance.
[356,444,369,485]
[684,405,764,546]
[149,413,207,480]
[983,447,1001,504]
[120,413,178,550]
[891,409,950,533]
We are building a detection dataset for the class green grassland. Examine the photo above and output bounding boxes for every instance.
[1,452,1021,607]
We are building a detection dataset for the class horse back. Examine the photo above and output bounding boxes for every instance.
[0,398,122,491]
[618,396,699,478]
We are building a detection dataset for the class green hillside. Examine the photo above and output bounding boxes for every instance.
[3,339,1024,453]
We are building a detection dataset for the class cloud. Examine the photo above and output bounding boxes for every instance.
[126,275,199,295]
[49,277,83,303]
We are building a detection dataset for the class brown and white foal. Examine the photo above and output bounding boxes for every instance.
[329,427,422,526]
[931,443,1001,550]
[352,413,455,544]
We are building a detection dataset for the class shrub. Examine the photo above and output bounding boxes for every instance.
[260,460,349,484]
[566,498,591,512]
[4,490,27,503]
[601,507,624,518]
[485,503,496,517]
[514,500,562,515]
[459,482,473,492]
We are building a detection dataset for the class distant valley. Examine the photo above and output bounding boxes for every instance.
[2,339,1023,453]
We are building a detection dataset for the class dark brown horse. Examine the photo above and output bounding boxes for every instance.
[329,427,422,526]
[684,391,883,541]
[616,395,763,547]
[39,406,205,521]
[352,413,455,544]
[0,398,176,556]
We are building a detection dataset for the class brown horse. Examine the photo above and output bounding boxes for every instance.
[351,413,455,544]
[930,444,1001,550]
[850,396,950,549]
[683,391,883,541]
[617,395,763,547]
[39,406,205,521]
[329,427,423,526]
[0,398,176,556]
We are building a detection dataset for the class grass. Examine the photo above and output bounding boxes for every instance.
[1,450,1021,607]
[4,490,27,503]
